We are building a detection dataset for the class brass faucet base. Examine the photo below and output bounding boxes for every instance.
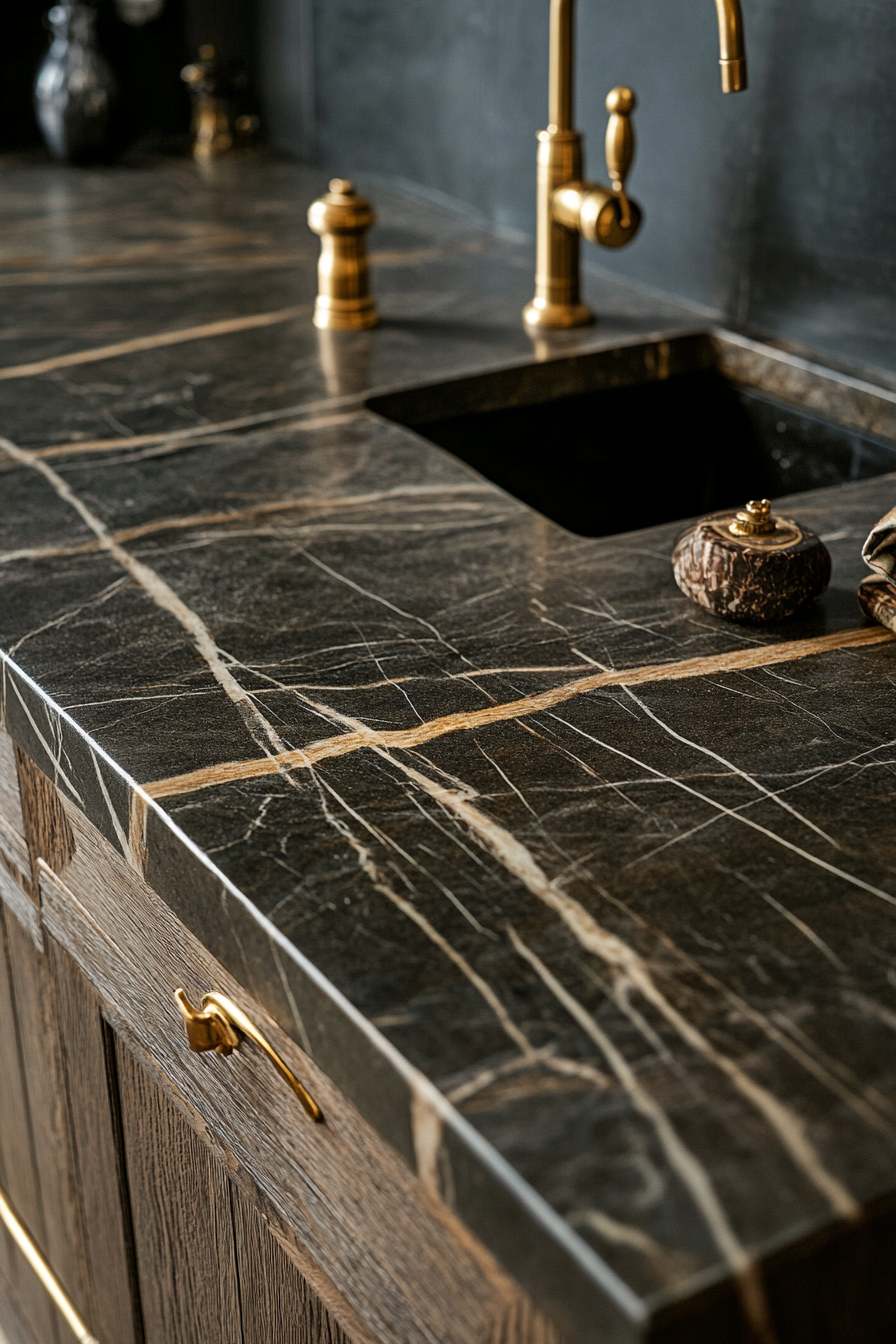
[524,126,594,330]
[522,88,641,330]
[522,297,594,329]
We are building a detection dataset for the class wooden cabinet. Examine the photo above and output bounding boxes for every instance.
[0,731,550,1344]
[0,905,356,1344]
[0,730,138,1344]
[114,1038,352,1344]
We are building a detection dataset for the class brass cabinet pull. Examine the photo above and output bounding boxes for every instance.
[174,988,324,1123]
[0,1185,99,1344]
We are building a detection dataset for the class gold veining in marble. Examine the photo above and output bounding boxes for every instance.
[142,626,893,800]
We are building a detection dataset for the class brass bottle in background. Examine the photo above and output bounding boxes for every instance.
[181,46,232,158]
[181,46,259,159]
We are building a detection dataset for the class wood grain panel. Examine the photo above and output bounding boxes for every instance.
[0,865,41,950]
[0,731,29,879]
[0,907,42,1230]
[0,731,39,946]
[115,1038,242,1344]
[49,939,142,1344]
[2,748,89,1331]
[0,1263,51,1344]
[0,741,137,1344]
[13,746,74,889]
[4,911,92,1328]
[0,905,59,1344]
[231,1187,352,1344]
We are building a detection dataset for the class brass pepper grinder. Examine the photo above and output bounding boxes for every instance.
[306,180,379,331]
[672,499,831,623]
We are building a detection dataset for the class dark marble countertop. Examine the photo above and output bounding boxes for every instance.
[2,154,896,1344]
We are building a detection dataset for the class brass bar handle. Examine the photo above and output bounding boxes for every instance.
[174,989,324,1123]
[0,1185,99,1344]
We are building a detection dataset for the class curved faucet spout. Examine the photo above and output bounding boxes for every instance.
[526,0,749,329]
[548,0,747,126]
[715,0,748,91]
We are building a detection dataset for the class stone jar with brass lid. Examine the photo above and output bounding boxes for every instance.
[672,499,831,623]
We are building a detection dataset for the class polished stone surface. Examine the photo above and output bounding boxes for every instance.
[2,155,896,1344]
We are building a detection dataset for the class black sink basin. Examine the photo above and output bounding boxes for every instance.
[369,332,896,536]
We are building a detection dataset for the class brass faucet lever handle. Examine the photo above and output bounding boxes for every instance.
[605,87,636,228]
[552,87,641,252]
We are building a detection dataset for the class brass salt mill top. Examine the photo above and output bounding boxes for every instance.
[307,179,379,331]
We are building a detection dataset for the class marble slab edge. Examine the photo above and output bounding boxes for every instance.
[367,325,896,447]
[365,329,710,427]
[0,651,653,1344]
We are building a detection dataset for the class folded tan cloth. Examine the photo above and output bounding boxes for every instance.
[858,506,896,631]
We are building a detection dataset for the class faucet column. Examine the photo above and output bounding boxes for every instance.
[524,0,594,328]
[524,126,592,329]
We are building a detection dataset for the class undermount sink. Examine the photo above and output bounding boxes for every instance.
[369,331,896,536]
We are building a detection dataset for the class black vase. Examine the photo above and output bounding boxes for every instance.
[35,4,118,163]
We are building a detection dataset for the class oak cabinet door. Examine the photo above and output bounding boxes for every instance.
[0,905,62,1344]
[115,1037,354,1344]
[0,913,141,1344]
[114,1036,242,1344]
[0,727,140,1344]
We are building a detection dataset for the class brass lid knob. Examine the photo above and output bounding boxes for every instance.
[307,179,376,236]
[728,498,777,537]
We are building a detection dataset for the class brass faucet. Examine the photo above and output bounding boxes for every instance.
[523,0,748,329]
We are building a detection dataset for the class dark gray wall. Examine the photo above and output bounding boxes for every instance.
[259,0,896,376]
